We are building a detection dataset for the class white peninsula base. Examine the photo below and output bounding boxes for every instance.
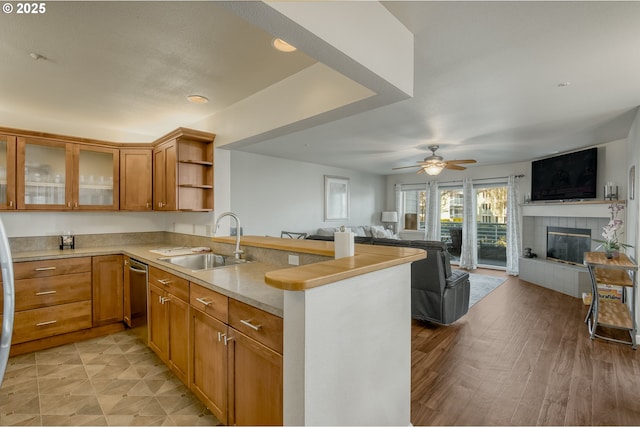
[283,264,411,426]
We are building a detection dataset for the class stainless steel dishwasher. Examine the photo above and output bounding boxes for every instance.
[125,257,148,340]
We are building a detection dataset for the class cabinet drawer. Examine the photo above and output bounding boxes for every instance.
[13,272,92,312]
[149,266,189,301]
[190,283,228,322]
[229,299,283,354]
[8,300,92,344]
[14,257,92,280]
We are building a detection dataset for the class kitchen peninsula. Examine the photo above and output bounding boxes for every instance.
[6,234,424,426]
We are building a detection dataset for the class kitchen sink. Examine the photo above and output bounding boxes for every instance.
[158,253,250,271]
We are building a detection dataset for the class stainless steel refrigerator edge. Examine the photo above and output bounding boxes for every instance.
[0,217,15,385]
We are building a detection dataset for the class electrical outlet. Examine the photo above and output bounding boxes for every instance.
[288,254,300,266]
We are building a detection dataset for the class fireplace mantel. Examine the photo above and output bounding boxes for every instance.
[521,199,625,218]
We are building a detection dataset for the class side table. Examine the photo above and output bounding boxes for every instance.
[584,252,638,349]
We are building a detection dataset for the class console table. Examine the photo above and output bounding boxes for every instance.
[584,252,638,349]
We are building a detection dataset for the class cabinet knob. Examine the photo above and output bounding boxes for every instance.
[8,200,13,207]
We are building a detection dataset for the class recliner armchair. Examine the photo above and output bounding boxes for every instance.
[305,234,470,325]
[372,239,470,325]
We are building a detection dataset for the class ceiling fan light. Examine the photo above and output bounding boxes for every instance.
[423,162,446,176]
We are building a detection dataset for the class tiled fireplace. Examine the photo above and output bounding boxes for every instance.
[520,206,612,298]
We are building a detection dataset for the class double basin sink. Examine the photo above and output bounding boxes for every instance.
[159,253,250,271]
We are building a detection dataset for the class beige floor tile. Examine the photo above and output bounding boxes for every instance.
[1,330,219,426]
[39,394,103,416]
[0,412,42,426]
[40,414,108,426]
[36,363,88,379]
[38,377,94,395]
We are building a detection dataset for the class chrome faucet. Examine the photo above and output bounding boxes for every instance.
[214,211,244,260]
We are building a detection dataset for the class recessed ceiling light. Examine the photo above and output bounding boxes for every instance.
[272,38,297,53]
[187,94,209,104]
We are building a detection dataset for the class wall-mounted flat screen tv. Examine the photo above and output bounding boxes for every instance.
[531,147,598,201]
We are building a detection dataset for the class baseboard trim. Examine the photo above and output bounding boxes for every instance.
[9,322,125,356]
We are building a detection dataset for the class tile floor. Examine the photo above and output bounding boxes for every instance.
[0,330,220,426]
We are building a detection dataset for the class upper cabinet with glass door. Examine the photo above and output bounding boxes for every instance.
[17,137,119,210]
[74,145,119,210]
[17,137,71,210]
[0,134,16,210]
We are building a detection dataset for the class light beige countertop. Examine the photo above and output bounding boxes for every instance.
[11,236,426,317]
[212,236,426,291]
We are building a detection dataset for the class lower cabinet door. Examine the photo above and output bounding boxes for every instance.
[168,295,189,385]
[190,309,228,424]
[148,284,169,363]
[228,329,283,426]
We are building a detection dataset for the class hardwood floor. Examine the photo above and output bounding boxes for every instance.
[411,269,640,426]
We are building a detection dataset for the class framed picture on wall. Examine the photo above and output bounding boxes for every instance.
[630,165,636,201]
[324,175,350,221]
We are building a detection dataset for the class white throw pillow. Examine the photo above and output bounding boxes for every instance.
[370,225,387,238]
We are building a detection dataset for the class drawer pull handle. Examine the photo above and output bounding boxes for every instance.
[36,320,57,327]
[35,290,57,296]
[157,279,172,285]
[195,297,211,306]
[160,296,170,304]
[240,319,262,331]
[35,267,56,271]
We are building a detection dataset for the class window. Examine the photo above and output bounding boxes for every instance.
[401,189,426,230]
[400,183,509,267]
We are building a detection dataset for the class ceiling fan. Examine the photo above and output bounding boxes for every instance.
[392,145,477,176]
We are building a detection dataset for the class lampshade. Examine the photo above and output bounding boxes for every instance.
[381,211,398,223]
[423,162,446,176]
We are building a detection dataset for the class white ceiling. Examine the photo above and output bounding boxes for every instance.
[1,1,639,175]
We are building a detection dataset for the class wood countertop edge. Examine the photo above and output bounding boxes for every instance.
[211,236,426,291]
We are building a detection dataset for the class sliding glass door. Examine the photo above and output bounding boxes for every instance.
[401,183,508,268]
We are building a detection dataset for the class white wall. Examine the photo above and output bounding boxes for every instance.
[229,151,386,237]
[626,109,640,261]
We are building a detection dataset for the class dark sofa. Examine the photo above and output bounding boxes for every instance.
[306,235,470,325]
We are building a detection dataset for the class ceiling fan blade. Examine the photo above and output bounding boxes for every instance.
[446,159,477,165]
[416,168,426,174]
[444,164,466,170]
[392,165,421,170]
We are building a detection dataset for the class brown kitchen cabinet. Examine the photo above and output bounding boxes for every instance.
[0,257,93,344]
[0,134,17,210]
[120,148,153,210]
[16,137,119,210]
[147,266,190,385]
[190,284,230,423]
[188,283,283,425]
[92,255,124,327]
[227,299,283,426]
[153,128,214,211]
